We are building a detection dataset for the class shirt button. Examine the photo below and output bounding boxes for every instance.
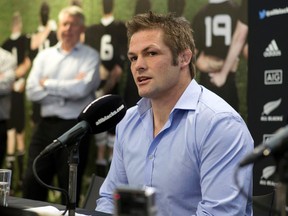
[149,155,153,160]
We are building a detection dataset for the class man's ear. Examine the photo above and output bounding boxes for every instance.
[179,49,192,67]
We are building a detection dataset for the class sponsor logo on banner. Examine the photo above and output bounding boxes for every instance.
[259,165,276,187]
[263,40,282,57]
[259,134,276,187]
[263,134,274,143]
[264,69,282,85]
[259,7,288,20]
[260,98,283,122]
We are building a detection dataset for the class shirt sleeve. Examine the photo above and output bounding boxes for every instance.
[96,123,128,213]
[195,112,253,215]
[43,47,100,100]
[0,49,16,95]
[25,51,63,104]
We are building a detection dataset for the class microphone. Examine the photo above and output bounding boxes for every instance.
[78,94,127,134]
[39,94,127,156]
[239,125,288,167]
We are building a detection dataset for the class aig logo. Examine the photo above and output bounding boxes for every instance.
[264,69,282,85]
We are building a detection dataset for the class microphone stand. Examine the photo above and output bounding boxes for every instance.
[275,152,288,216]
[68,143,80,216]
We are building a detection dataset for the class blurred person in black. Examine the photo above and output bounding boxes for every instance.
[167,0,186,17]
[70,0,83,7]
[192,0,240,111]
[29,1,58,127]
[123,0,152,110]
[134,0,151,15]
[85,0,127,177]
[0,48,16,168]
[208,0,248,87]
[2,11,31,191]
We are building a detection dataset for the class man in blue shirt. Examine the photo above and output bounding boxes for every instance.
[96,11,253,215]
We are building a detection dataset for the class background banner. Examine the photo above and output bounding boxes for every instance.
[248,1,288,195]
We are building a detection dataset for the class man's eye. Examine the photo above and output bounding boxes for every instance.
[129,56,137,62]
[148,52,157,56]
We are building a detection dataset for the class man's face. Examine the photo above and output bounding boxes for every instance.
[58,13,84,48]
[128,29,182,100]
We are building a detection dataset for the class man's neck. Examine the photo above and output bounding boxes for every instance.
[151,93,181,137]
[61,42,78,52]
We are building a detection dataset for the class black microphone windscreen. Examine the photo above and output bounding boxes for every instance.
[78,94,127,134]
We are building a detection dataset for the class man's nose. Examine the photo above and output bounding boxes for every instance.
[135,56,146,72]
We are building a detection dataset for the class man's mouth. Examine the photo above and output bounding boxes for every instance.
[137,76,150,83]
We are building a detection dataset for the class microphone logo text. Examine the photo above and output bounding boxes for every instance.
[96,104,125,126]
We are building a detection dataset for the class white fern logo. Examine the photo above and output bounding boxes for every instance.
[261,166,276,179]
[262,98,281,115]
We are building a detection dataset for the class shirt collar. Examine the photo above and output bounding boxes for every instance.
[137,79,202,116]
[174,79,202,111]
[37,25,45,32]
[101,16,115,26]
[10,32,21,40]
[56,42,82,53]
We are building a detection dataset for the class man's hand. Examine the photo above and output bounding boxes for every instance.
[40,77,47,87]
[75,72,86,80]
[209,72,227,87]
[196,52,224,73]
[209,57,239,87]
[13,78,25,92]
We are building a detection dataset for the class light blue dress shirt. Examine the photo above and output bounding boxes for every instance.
[96,79,253,216]
[26,42,100,119]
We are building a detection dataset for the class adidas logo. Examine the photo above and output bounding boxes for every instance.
[263,39,281,57]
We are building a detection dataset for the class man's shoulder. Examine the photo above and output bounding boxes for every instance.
[198,86,239,117]
[33,45,58,60]
[0,47,14,62]
[39,45,57,53]
[118,105,139,126]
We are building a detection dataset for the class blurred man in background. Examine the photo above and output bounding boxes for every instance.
[23,5,100,206]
